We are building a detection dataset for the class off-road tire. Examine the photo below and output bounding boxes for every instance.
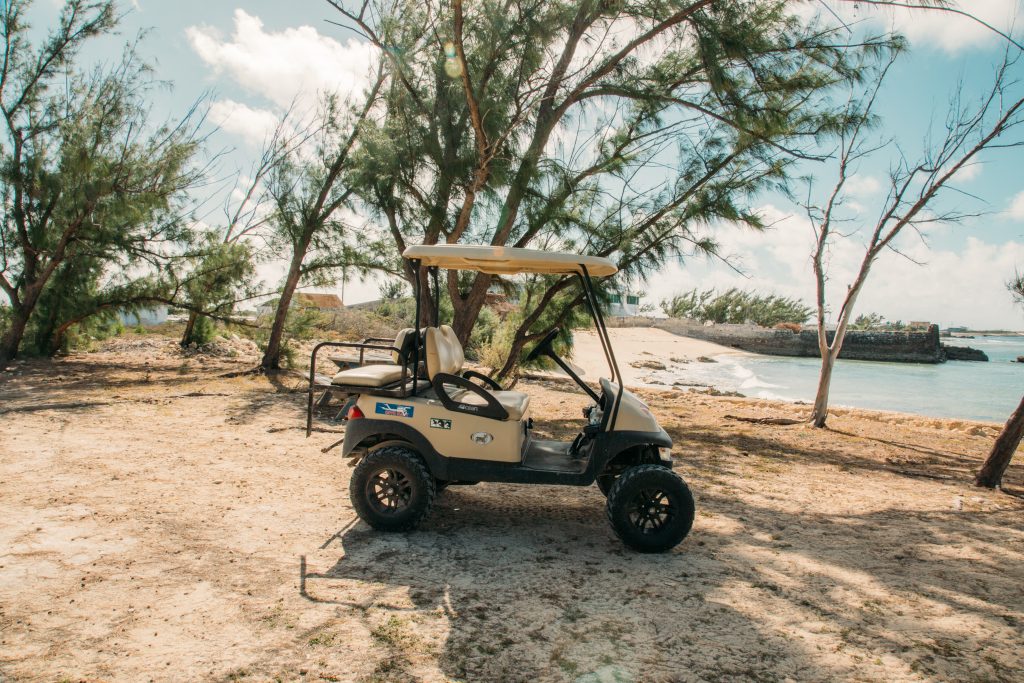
[350,446,436,531]
[606,464,694,553]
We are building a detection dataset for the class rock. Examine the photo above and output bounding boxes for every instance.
[696,356,717,363]
[1015,356,1024,363]
[942,345,989,362]
[629,359,666,370]
[670,356,690,364]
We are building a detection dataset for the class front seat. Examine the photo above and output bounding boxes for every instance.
[425,325,530,421]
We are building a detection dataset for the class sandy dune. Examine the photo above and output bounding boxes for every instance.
[1,337,1022,682]
[562,327,743,387]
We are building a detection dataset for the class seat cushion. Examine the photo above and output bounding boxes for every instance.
[332,364,405,387]
[451,389,531,421]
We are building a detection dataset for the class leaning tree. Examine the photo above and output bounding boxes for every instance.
[975,273,1024,489]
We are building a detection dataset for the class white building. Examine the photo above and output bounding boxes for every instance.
[119,305,168,327]
[607,293,641,317]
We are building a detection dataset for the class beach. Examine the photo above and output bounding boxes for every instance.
[572,328,1024,423]
[570,327,746,387]
[1,336,1022,681]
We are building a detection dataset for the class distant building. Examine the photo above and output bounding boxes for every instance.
[119,305,168,327]
[907,321,931,331]
[259,292,344,317]
[294,293,344,313]
[608,293,642,318]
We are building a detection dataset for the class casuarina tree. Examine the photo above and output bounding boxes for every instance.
[0,0,203,367]
[331,0,895,353]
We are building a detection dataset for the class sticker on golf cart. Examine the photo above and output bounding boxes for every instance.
[430,418,451,430]
[375,402,414,418]
[471,432,494,445]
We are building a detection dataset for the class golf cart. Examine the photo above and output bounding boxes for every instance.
[307,244,695,552]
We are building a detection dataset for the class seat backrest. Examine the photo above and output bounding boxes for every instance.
[392,328,415,364]
[425,325,465,380]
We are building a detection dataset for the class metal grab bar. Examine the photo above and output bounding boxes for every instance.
[306,341,406,437]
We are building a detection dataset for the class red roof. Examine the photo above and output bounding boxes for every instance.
[294,293,344,309]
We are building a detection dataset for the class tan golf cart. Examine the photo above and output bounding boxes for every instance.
[307,244,695,552]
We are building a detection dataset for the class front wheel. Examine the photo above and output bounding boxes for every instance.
[350,446,436,531]
[606,465,694,553]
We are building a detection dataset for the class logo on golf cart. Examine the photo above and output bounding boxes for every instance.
[471,432,493,445]
[430,418,451,430]
[375,402,414,418]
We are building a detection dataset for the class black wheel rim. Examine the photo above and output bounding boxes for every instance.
[628,488,675,535]
[366,468,413,515]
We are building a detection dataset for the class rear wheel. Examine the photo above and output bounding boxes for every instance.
[606,465,694,553]
[350,446,435,531]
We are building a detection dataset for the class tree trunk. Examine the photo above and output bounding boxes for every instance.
[0,307,30,369]
[449,276,490,345]
[810,351,837,428]
[260,238,309,371]
[495,335,530,381]
[180,311,199,347]
[975,394,1024,488]
[417,267,438,328]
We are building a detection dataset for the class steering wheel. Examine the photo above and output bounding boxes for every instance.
[525,328,561,362]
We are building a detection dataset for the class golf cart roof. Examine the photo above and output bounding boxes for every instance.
[402,244,617,277]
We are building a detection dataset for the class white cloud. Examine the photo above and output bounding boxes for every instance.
[1007,190,1024,220]
[208,99,279,146]
[845,174,882,198]
[801,1,1020,54]
[952,161,983,182]
[644,204,1024,329]
[186,10,378,109]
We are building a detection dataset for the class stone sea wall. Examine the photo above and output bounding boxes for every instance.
[607,318,986,363]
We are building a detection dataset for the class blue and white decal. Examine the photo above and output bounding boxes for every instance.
[375,402,414,418]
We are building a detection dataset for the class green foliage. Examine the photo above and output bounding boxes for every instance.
[188,315,217,346]
[61,316,124,353]
[251,304,332,368]
[467,306,500,360]
[0,1,203,363]
[340,0,896,342]
[661,288,812,327]
[850,312,887,330]
[379,279,407,300]
[179,235,258,346]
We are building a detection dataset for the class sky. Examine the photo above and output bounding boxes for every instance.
[32,0,1024,329]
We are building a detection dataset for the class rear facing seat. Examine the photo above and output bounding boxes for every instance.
[425,325,530,420]
[330,328,415,388]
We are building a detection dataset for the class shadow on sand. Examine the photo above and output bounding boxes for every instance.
[298,470,1022,682]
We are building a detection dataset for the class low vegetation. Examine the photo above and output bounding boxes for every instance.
[660,288,813,327]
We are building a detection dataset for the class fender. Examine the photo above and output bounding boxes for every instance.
[589,428,674,476]
[342,418,450,479]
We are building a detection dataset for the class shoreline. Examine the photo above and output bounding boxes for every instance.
[564,328,1014,427]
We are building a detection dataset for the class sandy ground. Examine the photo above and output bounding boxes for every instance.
[1,335,1023,682]
[570,328,743,387]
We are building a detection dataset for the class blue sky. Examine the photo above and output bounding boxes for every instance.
[31,0,1024,329]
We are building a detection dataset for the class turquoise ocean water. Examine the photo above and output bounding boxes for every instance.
[672,335,1024,423]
